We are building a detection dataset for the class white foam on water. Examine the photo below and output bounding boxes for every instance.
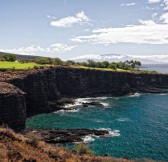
[55,109,79,113]
[81,128,120,143]
[108,130,120,137]
[94,97,109,100]
[117,118,130,122]
[129,93,141,97]
[98,128,120,137]
[159,93,167,96]
[64,102,81,108]
[82,135,95,143]
[101,102,110,107]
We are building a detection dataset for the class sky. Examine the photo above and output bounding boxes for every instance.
[0,0,168,60]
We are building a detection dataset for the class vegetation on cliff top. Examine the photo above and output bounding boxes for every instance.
[0,53,143,71]
[0,53,158,74]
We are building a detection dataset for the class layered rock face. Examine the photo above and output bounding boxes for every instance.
[0,67,168,130]
[7,67,168,116]
[0,82,26,131]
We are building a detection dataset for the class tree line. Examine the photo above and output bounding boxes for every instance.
[0,53,141,71]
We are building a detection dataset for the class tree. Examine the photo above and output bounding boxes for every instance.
[66,60,76,66]
[87,59,98,68]
[2,54,16,62]
[35,57,53,65]
[100,61,110,68]
[53,58,63,65]
[108,62,117,70]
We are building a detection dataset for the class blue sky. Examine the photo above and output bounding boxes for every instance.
[0,0,168,60]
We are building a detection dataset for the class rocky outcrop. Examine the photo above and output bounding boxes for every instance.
[25,129,109,143]
[0,67,168,130]
[0,82,26,131]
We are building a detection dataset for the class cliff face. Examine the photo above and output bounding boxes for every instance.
[0,67,168,130]
[8,68,168,115]
[0,82,26,131]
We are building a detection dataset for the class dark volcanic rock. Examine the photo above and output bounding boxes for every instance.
[2,67,168,117]
[82,101,104,107]
[0,82,26,131]
[27,129,109,143]
[0,67,168,131]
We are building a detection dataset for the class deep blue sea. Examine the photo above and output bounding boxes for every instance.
[26,93,168,161]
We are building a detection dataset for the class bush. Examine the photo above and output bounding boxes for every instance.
[53,58,63,65]
[87,59,98,68]
[74,144,95,155]
[35,57,53,65]
[2,54,16,62]
[66,60,76,66]
[34,65,39,69]
[0,57,5,61]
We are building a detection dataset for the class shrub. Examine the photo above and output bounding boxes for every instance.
[74,144,95,155]
[53,58,63,65]
[2,54,16,62]
[66,60,76,66]
[35,57,53,65]
[33,65,39,69]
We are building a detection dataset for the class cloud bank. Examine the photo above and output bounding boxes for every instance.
[72,20,168,45]
[0,44,76,55]
[72,1,168,45]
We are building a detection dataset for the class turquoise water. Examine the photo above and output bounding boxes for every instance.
[26,93,168,161]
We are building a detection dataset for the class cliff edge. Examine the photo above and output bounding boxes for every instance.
[0,67,168,130]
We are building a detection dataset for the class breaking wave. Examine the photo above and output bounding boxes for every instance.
[129,93,141,97]
[98,128,120,137]
[55,109,79,113]
[117,118,130,122]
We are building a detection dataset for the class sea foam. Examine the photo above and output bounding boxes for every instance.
[98,128,120,137]
[55,109,79,113]
[117,118,130,122]
[129,93,141,97]
[82,135,96,143]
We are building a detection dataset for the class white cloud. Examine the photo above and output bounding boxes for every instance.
[160,12,168,23]
[50,11,90,28]
[152,12,158,19]
[0,45,45,55]
[72,20,168,45]
[0,44,76,55]
[120,3,136,7]
[49,43,76,53]
[47,15,56,19]
[163,0,168,10]
[148,0,161,3]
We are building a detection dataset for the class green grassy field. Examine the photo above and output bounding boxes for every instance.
[71,65,129,72]
[0,61,41,69]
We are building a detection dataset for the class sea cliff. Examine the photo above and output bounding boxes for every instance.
[0,67,168,130]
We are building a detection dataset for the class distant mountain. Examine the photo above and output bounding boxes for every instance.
[0,52,40,61]
[73,54,168,64]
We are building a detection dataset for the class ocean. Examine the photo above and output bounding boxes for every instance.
[27,93,168,161]
[140,64,168,74]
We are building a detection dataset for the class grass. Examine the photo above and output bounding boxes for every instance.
[71,65,159,74]
[71,65,130,72]
[0,62,158,74]
[0,61,42,69]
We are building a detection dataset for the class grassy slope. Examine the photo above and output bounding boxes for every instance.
[0,62,157,74]
[0,61,41,69]
[71,65,129,72]
[0,128,137,162]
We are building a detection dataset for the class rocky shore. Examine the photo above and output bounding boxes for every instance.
[25,129,109,144]
[0,67,168,130]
